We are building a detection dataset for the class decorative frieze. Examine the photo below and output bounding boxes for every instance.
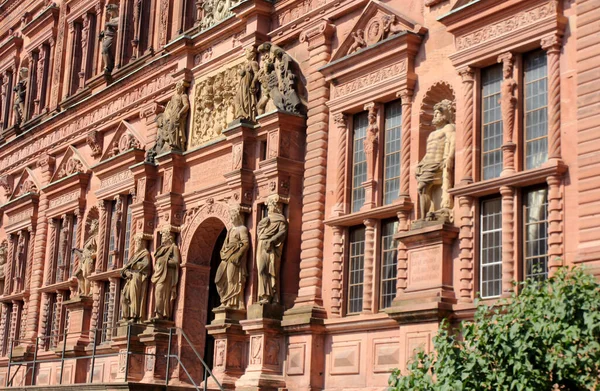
[333,61,406,98]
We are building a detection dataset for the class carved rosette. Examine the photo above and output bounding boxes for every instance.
[500,186,515,297]
[458,67,475,184]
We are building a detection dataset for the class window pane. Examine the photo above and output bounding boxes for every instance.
[348,226,365,314]
[380,219,398,309]
[524,51,548,169]
[383,101,402,205]
[524,188,549,280]
[481,65,503,180]
[480,198,502,298]
[351,112,368,212]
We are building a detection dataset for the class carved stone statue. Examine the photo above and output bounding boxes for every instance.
[215,205,249,309]
[348,29,366,54]
[146,114,167,162]
[364,105,378,180]
[112,196,123,256]
[72,219,98,297]
[162,81,190,152]
[256,44,281,115]
[273,47,302,114]
[15,233,26,283]
[120,235,151,322]
[234,47,259,122]
[151,229,180,320]
[99,4,119,75]
[256,195,288,304]
[13,67,28,126]
[415,99,456,222]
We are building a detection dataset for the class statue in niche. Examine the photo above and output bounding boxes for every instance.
[348,29,366,54]
[15,233,26,283]
[364,106,378,180]
[215,205,249,310]
[256,195,288,304]
[99,4,119,75]
[234,47,259,122]
[415,99,456,222]
[162,81,190,152]
[120,234,151,322]
[151,229,180,320]
[112,196,123,256]
[12,67,28,126]
[72,219,99,297]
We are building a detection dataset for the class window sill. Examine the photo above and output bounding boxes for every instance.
[39,279,75,293]
[325,198,412,227]
[324,312,398,333]
[449,159,567,198]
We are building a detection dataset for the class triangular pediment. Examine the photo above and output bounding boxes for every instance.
[10,168,41,200]
[331,0,426,62]
[100,120,145,162]
[49,146,91,183]
[451,0,477,11]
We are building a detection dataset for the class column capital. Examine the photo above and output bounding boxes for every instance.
[458,66,475,82]
[397,88,414,104]
[541,34,561,52]
[300,19,335,50]
[363,218,377,228]
[332,112,347,128]
[499,185,514,197]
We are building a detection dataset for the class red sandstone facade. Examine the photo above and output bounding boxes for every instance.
[0,0,598,389]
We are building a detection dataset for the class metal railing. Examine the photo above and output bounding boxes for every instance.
[4,324,223,391]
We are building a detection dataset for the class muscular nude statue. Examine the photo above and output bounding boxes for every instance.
[415,99,456,221]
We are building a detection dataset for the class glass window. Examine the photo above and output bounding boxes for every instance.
[481,64,504,180]
[351,112,368,212]
[480,198,502,298]
[524,188,549,280]
[100,282,111,343]
[348,226,366,314]
[383,101,402,205]
[524,50,549,169]
[380,219,398,309]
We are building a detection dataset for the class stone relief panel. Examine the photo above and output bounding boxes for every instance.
[373,339,399,373]
[330,340,360,375]
[286,343,306,375]
[198,0,243,31]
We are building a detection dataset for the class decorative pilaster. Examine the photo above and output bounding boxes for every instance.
[332,113,347,216]
[395,211,409,297]
[4,234,15,295]
[546,175,563,276]
[500,186,515,298]
[62,21,76,100]
[458,67,475,184]
[362,103,378,211]
[88,281,102,341]
[78,15,92,91]
[542,35,562,161]
[45,219,58,285]
[39,292,50,343]
[104,277,118,341]
[0,303,10,354]
[51,292,65,348]
[34,48,45,116]
[457,196,474,303]
[398,89,413,198]
[330,226,344,317]
[131,0,142,60]
[49,2,67,109]
[498,52,517,176]
[362,219,376,313]
[25,51,38,122]
[294,20,335,309]
[96,201,108,273]
[25,227,34,291]
[0,73,7,130]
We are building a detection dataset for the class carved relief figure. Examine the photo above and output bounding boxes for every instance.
[162,81,190,152]
[13,67,28,126]
[256,195,288,304]
[120,235,151,322]
[234,47,259,122]
[348,30,366,54]
[72,219,99,297]
[112,196,123,257]
[146,114,168,162]
[215,205,249,309]
[364,105,378,180]
[199,0,243,31]
[273,47,302,114]
[99,4,119,74]
[256,47,279,115]
[151,229,180,320]
[346,15,408,56]
[415,99,456,222]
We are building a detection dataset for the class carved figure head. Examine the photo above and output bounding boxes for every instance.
[133,233,145,251]
[106,4,119,17]
[245,47,257,61]
[175,80,186,94]
[88,219,99,235]
[161,227,175,245]
[19,67,28,80]
[266,194,283,215]
[229,204,244,227]
[432,99,455,128]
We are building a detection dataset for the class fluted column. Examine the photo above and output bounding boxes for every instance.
[457,196,474,302]
[498,52,517,176]
[332,113,347,216]
[293,20,335,309]
[330,226,344,317]
[500,186,515,297]
[458,67,475,184]
[542,35,562,161]
[546,175,563,276]
[362,219,376,313]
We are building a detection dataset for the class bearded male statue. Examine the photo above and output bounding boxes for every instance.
[415,99,456,222]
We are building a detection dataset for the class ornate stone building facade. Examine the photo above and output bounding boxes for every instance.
[0,0,597,389]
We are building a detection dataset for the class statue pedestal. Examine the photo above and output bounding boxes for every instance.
[387,223,458,323]
[204,308,248,390]
[139,319,174,383]
[111,322,145,382]
[62,296,93,355]
[235,303,285,391]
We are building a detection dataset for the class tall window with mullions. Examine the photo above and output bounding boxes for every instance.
[383,100,402,205]
[347,226,366,314]
[524,187,549,280]
[481,64,504,180]
[524,50,549,169]
[351,112,368,213]
[480,198,502,298]
[380,219,398,309]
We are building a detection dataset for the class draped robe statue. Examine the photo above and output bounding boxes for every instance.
[151,231,180,320]
[256,195,288,304]
[120,236,151,322]
[100,4,119,74]
[73,219,99,297]
[234,47,259,122]
[215,206,249,309]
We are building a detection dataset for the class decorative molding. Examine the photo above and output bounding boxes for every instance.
[333,61,406,99]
